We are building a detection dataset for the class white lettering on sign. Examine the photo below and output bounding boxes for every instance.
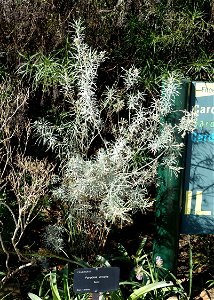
[85,276,97,280]
[202,87,214,93]
[184,191,212,215]
[195,82,214,97]
[197,120,214,128]
[77,270,91,274]
[195,104,214,114]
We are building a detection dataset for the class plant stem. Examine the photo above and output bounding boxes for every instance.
[188,235,193,299]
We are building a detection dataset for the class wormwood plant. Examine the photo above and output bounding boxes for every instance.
[32,20,197,254]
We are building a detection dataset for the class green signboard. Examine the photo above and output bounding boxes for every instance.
[181,82,214,234]
[153,80,190,273]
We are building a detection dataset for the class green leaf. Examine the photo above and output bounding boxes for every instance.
[62,264,71,300]
[136,238,147,258]
[117,244,130,258]
[0,271,5,276]
[96,255,111,267]
[28,292,43,300]
[119,281,141,288]
[128,281,174,300]
[110,289,124,300]
[50,267,62,300]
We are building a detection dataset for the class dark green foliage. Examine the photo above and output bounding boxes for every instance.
[0,0,213,91]
[61,0,213,92]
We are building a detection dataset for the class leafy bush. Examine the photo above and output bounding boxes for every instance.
[30,20,197,256]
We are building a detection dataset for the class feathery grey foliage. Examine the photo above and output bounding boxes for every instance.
[43,224,64,253]
[33,20,197,231]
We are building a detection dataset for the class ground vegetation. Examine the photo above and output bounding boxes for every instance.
[0,0,213,299]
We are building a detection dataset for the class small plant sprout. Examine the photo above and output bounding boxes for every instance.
[43,224,65,254]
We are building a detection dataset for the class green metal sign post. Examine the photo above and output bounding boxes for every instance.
[153,81,214,274]
[153,80,191,274]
